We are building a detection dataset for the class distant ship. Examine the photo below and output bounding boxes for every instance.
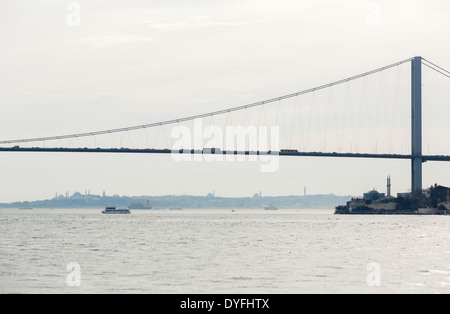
[264,206,278,211]
[128,200,152,210]
[102,207,130,214]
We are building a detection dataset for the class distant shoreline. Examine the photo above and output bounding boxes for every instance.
[0,193,353,210]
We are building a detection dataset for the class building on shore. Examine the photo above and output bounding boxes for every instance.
[334,176,449,215]
[437,189,450,212]
[363,189,385,202]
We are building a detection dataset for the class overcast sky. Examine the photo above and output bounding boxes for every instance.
[0,0,450,203]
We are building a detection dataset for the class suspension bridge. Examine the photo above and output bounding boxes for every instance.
[1,56,449,192]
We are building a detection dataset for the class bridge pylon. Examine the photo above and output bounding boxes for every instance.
[411,56,423,193]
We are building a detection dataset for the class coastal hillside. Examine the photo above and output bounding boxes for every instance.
[0,192,352,210]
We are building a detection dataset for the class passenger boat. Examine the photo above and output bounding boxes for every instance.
[102,207,130,214]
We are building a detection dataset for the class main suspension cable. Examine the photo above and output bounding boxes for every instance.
[0,57,415,146]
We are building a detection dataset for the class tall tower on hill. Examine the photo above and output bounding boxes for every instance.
[387,176,391,197]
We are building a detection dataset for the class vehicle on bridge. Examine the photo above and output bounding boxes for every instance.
[203,148,222,154]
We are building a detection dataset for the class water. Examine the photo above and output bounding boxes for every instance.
[1,209,449,294]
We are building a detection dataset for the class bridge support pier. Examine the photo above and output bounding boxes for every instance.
[411,56,422,193]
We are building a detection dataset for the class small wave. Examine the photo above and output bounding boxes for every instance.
[405,282,427,287]
[229,276,252,281]
[429,270,450,275]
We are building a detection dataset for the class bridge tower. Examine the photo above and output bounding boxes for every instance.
[411,56,423,193]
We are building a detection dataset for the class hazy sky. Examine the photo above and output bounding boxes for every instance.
[1,0,450,202]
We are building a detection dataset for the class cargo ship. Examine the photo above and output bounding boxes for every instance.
[128,200,152,210]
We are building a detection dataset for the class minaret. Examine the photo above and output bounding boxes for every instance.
[387,176,391,197]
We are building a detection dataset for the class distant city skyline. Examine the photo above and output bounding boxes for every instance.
[0,188,353,210]
[7,173,396,204]
[51,188,338,199]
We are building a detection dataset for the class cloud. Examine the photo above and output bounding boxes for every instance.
[80,34,153,48]
[138,15,254,31]
[19,91,74,99]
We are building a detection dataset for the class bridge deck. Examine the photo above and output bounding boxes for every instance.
[1,147,449,162]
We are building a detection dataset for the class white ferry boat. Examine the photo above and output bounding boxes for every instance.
[102,207,130,214]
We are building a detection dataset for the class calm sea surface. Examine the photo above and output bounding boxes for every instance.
[0,209,449,294]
